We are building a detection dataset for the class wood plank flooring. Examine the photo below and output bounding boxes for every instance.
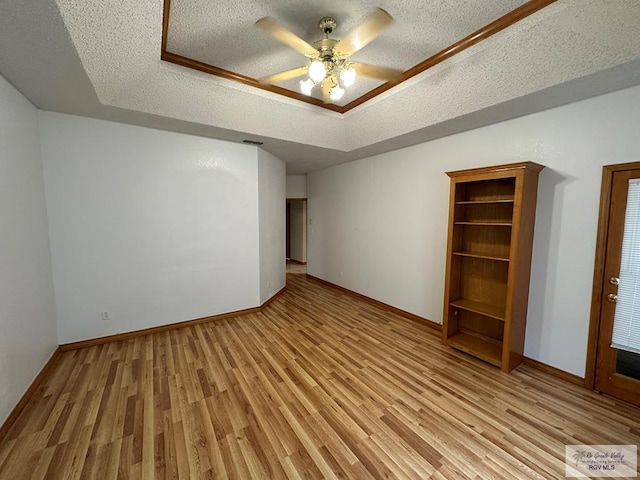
[1,273,639,479]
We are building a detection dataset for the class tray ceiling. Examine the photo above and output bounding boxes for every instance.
[1,0,640,173]
[163,0,534,109]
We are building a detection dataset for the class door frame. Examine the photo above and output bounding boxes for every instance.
[585,161,640,389]
[286,197,307,264]
[286,201,291,259]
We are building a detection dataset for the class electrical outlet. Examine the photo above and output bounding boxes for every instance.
[340,271,344,278]
[267,280,271,289]
[101,311,109,321]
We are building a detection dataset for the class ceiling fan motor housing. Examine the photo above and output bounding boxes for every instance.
[315,17,339,60]
[313,38,339,59]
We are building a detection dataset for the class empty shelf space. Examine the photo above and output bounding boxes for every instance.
[450,298,505,321]
[454,221,512,226]
[456,177,517,203]
[452,251,510,262]
[447,332,503,367]
[455,199,514,205]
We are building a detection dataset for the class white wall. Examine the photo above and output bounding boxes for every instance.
[308,84,640,378]
[290,201,307,263]
[258,149,286,304]
[286,175,307,198]
[40,112,263,344]
[0,75,58,425]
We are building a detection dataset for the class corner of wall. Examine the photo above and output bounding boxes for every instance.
[258,149,286,304]
[0,74,58,425]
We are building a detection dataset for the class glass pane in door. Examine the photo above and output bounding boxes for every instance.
[615,349,640,380]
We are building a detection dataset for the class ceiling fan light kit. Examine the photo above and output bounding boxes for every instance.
[329,84,344,101]
[308,60,327,83]
[340,66,357,87]
[256,8,402,105]
[300,77,314,96]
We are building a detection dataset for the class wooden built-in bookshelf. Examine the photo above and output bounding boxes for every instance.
[442,162,544,372]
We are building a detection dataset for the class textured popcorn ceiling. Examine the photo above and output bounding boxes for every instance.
[165,0,529,105]
[1,0,640,173]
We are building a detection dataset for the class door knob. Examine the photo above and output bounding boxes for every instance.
[610,277,620,285]
[607,293,618,303]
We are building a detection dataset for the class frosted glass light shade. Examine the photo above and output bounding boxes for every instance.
[300,78,314,96]
[340,67,356,87]
[330,85,344,101]
[309,61,326,83]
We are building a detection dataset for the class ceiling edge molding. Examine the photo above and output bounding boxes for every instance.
[342,0,558,111]
[161,0,558,114]
[161,51,343,113]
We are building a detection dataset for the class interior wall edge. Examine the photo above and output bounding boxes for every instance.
[59,285,287,352]
[38,111,263,344]
[306,273,587,385]
[306,274,441,331]
[306,84,640,379]
[0,284,288,440]
[0,73,59,429]
[0,346,61,444]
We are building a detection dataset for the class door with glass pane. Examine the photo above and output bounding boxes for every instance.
[594,168,640,406]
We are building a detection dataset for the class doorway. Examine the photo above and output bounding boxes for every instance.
[286,198,307,273]
[587,162,640,406]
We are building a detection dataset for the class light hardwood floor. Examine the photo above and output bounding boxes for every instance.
[1,273,639,479]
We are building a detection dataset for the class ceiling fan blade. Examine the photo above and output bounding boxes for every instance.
[259,66,309,85]
[321,78,332,103]
[255,17,318,57]
[334,8,394,57]
[351,62,402,81]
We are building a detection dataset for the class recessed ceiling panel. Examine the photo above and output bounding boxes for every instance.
[164,0,531,109]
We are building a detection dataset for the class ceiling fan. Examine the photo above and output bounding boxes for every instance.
[255,8,402,103]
